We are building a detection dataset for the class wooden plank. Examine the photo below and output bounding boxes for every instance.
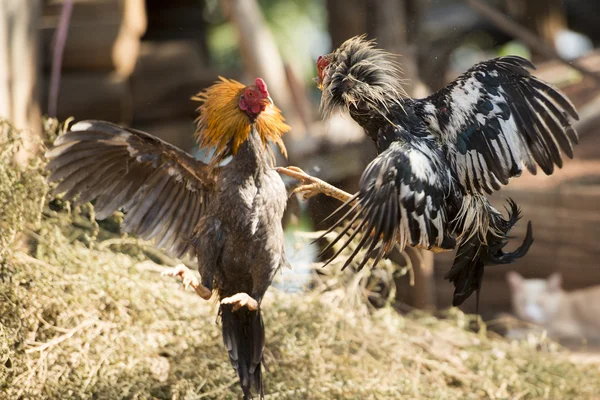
[144,1,207,42]
[433,174,600,315]
[131,41,225,122]
[131,119,198,153]
[40,21,141,75]
[43,72,131,124]
[434,241,600,314]
[43,0,123,24]
[559,181,600,211]
[43,0,146,36]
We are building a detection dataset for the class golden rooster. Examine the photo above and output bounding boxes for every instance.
[45,77,290,399]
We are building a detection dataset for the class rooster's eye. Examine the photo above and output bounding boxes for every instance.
[248,92,254,97]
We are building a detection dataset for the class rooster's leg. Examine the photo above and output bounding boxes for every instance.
[161,264,212,300]
[276,166,355,204]
[221,293,259,312]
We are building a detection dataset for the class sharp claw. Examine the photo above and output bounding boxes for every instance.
[292,183,321,200]
[278,166,314,182]
[221,293,258,311]
[161,269,176,278]
[279,166,352,204]
[161,264,212,300]
[292,184,308,193]
[287,166,305,174]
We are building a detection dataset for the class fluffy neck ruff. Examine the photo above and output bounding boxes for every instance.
[193,77,290,165]
[319,35,408,118]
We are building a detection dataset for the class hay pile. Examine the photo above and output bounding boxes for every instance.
[1,120,599,399]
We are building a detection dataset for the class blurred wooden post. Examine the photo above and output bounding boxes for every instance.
[326,0,367,48]
[0,0,43,165]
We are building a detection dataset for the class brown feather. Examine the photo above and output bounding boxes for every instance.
[45,121,217,260]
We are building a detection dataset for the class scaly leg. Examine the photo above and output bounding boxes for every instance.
[221,293,259,312]
[161,264,212,300]
[276,166,355,204]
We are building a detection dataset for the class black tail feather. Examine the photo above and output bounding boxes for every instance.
[444,237,485,307]
[221,304,265,400]
[445,199,534,308]
[484,221,533,265]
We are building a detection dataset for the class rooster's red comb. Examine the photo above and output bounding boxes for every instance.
[317,55,330,70]
[255,78,269,96]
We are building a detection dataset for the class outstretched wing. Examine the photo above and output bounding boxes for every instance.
[418,55,578,194]
[321,139,455,270]
[46,120,216,259]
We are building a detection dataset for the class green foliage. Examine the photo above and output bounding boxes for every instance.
[206,0,327,83]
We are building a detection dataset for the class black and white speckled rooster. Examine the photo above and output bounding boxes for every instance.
[315,35,579,308]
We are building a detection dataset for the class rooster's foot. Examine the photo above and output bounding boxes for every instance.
[161,264,212,300]
[276,166,353,203]
[221,293,259,312]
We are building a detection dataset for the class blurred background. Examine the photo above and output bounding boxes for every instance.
[2,0,600,322]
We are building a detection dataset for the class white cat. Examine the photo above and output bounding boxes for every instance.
[507,271,600,340]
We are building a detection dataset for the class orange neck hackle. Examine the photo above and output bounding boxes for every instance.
[193,77,290,165]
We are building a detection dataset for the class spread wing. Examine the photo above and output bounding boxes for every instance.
[419,55,578,194]
[321,140,455,270]
[46,120,216,259]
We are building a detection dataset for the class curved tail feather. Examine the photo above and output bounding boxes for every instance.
[445,198,534,308]
[221,304,265,400]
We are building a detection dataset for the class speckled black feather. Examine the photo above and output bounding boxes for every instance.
[318,36,578,307]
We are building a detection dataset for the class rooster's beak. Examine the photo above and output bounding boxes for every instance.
[314,77,323,90]
[267,96,274,106]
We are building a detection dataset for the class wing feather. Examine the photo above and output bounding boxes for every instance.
[321,140,456,270]
[45,120,216,260]
[420,55,578,194]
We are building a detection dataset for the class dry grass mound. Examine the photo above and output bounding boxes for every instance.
[1,119,599,399]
